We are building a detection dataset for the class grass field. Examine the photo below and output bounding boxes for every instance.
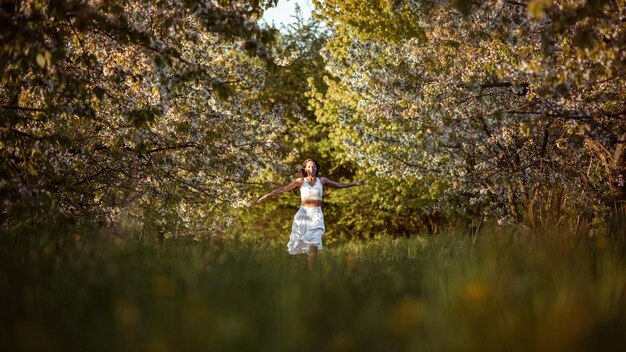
[2,229,626,352]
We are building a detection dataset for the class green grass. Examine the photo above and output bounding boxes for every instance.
[1,230,626,352]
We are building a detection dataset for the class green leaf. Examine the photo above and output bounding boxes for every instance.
[527,0,548,19]
[36,53,46,68]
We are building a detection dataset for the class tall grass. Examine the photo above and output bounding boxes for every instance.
[1,228,625,351]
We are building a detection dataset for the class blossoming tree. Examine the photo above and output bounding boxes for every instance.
[312,0,625,233]
[0,0,286,238]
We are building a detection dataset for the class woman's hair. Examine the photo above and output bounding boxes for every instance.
[300,159,320,177]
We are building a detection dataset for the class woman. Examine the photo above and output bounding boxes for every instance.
[256,159,365,268]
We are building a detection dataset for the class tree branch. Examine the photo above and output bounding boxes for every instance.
[1,105,46,112]
[506,1,527,7]
[146,142,199,154]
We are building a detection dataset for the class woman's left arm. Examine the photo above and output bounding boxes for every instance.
[321,177,365,188]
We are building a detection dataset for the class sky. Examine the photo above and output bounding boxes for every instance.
[260,0,315,29]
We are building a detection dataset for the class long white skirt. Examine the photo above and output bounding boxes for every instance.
[287,206,325,255]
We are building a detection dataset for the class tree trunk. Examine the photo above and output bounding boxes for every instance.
[506,183,521,223]
[608,132,626,239]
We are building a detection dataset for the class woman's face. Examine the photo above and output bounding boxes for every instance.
[305,161,317,176]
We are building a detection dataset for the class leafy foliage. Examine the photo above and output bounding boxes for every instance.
[1,0,285,237]
[312,0,626,233]
[2,0,625,239]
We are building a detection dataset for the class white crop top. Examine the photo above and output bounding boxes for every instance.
[300,177,323,201]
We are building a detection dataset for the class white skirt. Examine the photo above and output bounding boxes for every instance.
[287,206,325,255]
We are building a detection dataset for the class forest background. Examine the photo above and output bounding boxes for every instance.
[1,0,625,240]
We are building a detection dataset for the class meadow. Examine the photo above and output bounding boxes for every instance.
[2,227,626,352]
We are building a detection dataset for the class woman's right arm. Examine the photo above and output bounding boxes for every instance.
[256,179,301,203]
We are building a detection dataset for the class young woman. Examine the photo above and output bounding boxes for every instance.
[256,159,365,268]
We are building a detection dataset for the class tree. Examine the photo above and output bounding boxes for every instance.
[0,0,285,238]
[312,0,626,234]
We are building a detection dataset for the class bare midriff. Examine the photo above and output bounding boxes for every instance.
[301,199,322,207]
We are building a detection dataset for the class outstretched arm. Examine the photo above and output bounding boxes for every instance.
[321,177,365,188]
[256,179,302,203]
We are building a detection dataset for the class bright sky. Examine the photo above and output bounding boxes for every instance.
[260,0,315,29]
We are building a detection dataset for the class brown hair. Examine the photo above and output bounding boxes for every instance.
[300,159,320,177]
